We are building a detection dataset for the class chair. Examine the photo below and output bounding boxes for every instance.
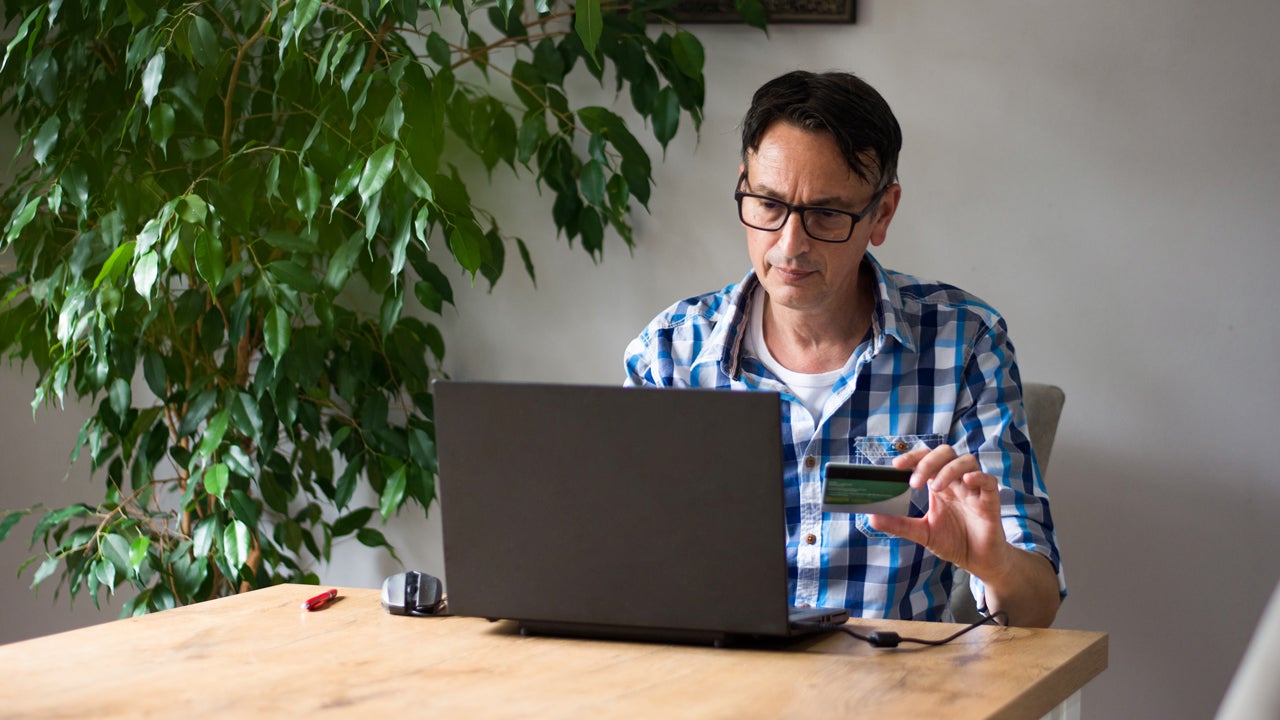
[949,382,1067,623]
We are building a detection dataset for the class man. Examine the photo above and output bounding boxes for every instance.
[623,70,1064,627]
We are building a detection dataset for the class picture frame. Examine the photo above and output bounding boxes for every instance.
[664,0,856,24]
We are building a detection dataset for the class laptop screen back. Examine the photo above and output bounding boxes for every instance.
[434,381,792,638]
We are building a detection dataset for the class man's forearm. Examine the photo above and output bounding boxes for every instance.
[981,547,1062,628]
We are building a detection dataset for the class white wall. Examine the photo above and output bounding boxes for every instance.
[3,1,1278,718]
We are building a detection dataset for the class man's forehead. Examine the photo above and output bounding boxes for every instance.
[744,150,871,203]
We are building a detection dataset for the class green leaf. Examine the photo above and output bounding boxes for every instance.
[132,250,160,302]
[197,410,229,459]
[107,377,131,418]
[95,556,116,590]
[379,464,407,520]
[426,32,451,68]
[33,504,91,543]
[733,0,769,31]
[295,164,321,222]
[30,556,59,588]
[180,195,208,224]
[192,517,218,557]
[142,351,168,400]
[671,31,705,77]
[263,230,318,253]
[222,519,251,571]
[100,533,132,574]
[334,455,363,511]
[448,220,487,274]
[194,230,225,289]
[652,86,680,149]
[413,281,444,314]
[264,305,291,361]
[1,6,44,74]
[425,323,445,362]
[187,15,220,68]
[358,143,397,206]
[204,463,230,500]
[0,510,28,543]
[129,536,150,571]
[324,233,364,292]
[580,206,604,256]
[333,507,374,537]
[265,155,282,200]
[4,195,40,242]
[178,389,217,437]
[267,259,321,294]
[259,473,291,515]
[355,527,390,549]
[381,96,405,139]
[141,51,165,108]
[227,489,260,528]
[329,160,362,213]
[32,115,60,165]
[574,0,603,65]
[580,160,606,206]
[380,288,403,334]
[149,102,176,155]
[516,238,537,287]
[231,391,263,443]
[94,241,135,289]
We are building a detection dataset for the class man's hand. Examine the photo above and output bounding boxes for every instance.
[867,445,1061,627]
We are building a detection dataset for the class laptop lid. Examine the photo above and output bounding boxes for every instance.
[433,380,808,642]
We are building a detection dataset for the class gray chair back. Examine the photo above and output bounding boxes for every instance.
[949,382,1066,623]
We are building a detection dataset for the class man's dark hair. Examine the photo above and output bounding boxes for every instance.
[741,70,902,191]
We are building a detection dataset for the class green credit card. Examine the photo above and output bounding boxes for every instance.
[822,463,912,515]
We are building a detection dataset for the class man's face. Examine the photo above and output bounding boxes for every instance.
[741,122,899,318]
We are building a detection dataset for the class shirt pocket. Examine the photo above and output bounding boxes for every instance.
[850,433,945,539]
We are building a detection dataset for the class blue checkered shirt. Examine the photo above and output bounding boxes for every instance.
[623,253,1065,621]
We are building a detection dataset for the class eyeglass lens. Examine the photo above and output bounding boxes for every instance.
[739,195,854,242]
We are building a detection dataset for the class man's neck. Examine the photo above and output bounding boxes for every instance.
[761,268,875,374]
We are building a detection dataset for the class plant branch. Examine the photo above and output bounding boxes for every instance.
[222,7,274,154]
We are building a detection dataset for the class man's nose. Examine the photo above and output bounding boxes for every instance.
[776,211,811,255]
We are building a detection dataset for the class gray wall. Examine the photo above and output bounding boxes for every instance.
[4,2,1279,718]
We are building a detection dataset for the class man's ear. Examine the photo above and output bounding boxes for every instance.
[868,183,901,248]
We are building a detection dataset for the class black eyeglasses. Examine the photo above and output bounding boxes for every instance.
[733,172,889,243]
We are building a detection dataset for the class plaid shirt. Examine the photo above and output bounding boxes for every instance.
[623,254,1065,621]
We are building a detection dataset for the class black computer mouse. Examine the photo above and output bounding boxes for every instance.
[380,570,446,616]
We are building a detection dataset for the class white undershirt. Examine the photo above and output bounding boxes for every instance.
[745,288,847,422]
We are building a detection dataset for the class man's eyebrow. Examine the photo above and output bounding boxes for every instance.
[748,181,859,209]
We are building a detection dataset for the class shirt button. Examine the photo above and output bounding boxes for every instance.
[804,456,817,469]
[805,533,817,545]
[893,440,910,453]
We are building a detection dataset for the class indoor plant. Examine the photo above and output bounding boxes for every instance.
[0,0,761,615]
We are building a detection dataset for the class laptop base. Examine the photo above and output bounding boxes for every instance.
[510,607,850,648]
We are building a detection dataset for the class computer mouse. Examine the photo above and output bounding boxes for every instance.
[380,570,446,616]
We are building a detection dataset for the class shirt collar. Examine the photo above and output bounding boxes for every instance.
[700,252,918,379]
[864,252,918,353]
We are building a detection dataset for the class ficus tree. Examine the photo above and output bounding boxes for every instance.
[0,0,762,615]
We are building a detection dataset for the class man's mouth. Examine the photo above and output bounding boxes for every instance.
[772,265,816,281]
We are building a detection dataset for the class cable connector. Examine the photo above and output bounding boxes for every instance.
[867,631,901,648]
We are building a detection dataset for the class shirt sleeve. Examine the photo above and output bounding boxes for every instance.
[953,315,1068,611]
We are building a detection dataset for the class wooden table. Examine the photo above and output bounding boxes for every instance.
[0,584,1106,719]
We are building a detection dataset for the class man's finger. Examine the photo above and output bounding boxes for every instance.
[867,513,925,545]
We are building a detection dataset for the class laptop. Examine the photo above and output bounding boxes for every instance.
[432,380,849,646]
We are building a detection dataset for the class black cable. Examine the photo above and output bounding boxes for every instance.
[806,610,1009,649]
